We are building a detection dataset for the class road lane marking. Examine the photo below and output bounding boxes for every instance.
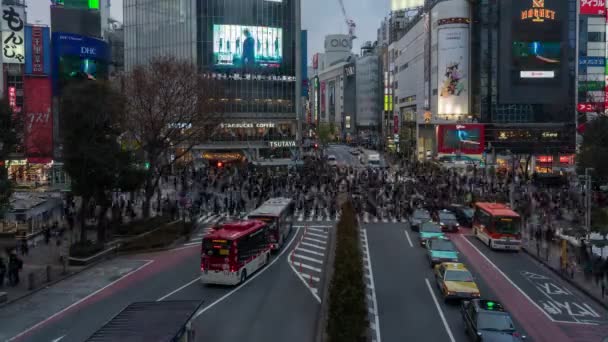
[183,241,201,247]
[296,247,325,256]
[293,254,323,264]
[301,242,326,250]
[192,228,300,319]
[362,229,381,342]
[294,225,332,228]
[459,235,562,323]
[156,277,200,301]
[424,278,456,342]
[51,335,65,342]
[303,237,326,244]
[307,227,329,232]
[307,232,327,238]
[294,262,322,272]
[403,230,413,248]
[8,260,154,342]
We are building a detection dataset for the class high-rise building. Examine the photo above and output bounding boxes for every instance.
[124,0,301,164]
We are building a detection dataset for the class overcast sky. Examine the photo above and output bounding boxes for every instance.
[26,0,389,64]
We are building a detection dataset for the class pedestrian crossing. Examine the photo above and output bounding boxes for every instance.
[361,211,407,224]
[295,209,341,222]
[288,225,332,302]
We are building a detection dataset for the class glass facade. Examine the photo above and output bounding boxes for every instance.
[124,0,197,71]
[356,55,381,127]
[196,0,297,118]
[124,0,299,139]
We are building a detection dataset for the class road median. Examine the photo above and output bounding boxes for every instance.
[323,200,368,342]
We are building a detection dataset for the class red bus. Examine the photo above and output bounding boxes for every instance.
[200,220,271,285]
[247,197,295,251]
[473,202,522,251]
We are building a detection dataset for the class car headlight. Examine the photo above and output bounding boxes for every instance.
[472,292,480,297]
[440,222,445,226]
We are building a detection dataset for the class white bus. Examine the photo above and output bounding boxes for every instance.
[247,197,295,251]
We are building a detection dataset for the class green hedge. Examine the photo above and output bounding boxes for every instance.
[326,200,367,342]
[114,216,171,236]
[118,220,193,252]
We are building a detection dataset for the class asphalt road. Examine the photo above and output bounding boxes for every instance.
[326,144,361,167]
[365,222,527,342]
[365,221,608,342]
[1,222,329,342]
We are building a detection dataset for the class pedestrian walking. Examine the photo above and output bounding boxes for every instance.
[8,252,22,286]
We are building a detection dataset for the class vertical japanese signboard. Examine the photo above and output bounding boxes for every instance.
[25,25,51,75]
[24,77,53,158]
[8,86,16,111]
[580,0,606,15]
[606,10,608,114]
[1,5,25,64]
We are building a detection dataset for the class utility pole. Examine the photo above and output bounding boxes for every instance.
[585,167,594,233]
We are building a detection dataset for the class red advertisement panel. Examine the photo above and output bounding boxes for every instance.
[437,124,485,154]
[580,0,606,15]
[320,81,326,118]
[577,102,604,112]
[313,53,319,69]
[24,77,53,159]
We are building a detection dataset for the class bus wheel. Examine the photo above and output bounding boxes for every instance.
[240,270,248,284]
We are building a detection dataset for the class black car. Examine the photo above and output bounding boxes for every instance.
[409,209,432,232]
[461,299,526,341]
[448,204,474,228]
[437,210,459,232]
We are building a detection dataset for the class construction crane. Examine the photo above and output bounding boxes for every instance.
[337,0,356,40]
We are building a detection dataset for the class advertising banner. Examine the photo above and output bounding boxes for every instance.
[580,0,606,15]
[313,77,319,123]
[320,81,326,118]
[301,30,308,97]
[8,86,16,111]
[577,102,604,112]
[437,124,485,154]
[24,77,53,158]
[437,26,469,115]
[579,56,605,66]
[1,5,25,64]
[313,53,319,69]
[25,25,51,75]
[391,0,424,11]
[52,32,109,93]
[212,24,282,69]
[393,114,399,134]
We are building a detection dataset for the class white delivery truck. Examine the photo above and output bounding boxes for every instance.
[361,152,381,168]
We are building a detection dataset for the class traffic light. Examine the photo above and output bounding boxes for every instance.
[217,161,223,168]
[314,143,318,150]
[144,162,150,170]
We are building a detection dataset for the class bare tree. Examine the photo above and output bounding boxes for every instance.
[122,56,221,218]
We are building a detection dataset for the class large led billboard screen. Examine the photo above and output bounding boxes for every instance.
[437,124,485,154]
[498,0,570,105]
[213,24,282,69]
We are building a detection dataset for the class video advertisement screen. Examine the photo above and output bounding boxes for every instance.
[213,24,283,69]
[437,124,485,154]
[512,41,561,79]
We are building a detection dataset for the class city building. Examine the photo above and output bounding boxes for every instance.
[355,42,381,145]
[124,0,302,164]
[388,0,577,169]
[311,34,356,141]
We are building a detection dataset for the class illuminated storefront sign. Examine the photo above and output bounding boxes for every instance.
[8,86,17,112]
[1,5,25,64]
[269,141,296,148]
[5,159,26,166]
[219,122,276,129]
[536,155,553,163]
[520,0,556,22]
[580,0,606,15]
[577,102,604,112]
[202,152,244,162]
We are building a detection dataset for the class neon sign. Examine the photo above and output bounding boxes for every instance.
[521,0,556,22]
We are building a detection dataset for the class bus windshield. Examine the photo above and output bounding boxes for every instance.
[494,217,520,234]
[203,239,231,257]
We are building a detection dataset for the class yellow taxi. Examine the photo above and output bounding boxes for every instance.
[434,262,480,301]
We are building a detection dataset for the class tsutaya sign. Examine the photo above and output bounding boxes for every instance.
[269,141,296,148]
[220,122,276,129]
[520,0,556,22]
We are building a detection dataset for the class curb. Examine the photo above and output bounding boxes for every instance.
[314,222,337,342]
[521,246,608,312]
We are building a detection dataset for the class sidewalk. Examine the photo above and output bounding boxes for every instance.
[0,229,86,306]
[521,224,608,311]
